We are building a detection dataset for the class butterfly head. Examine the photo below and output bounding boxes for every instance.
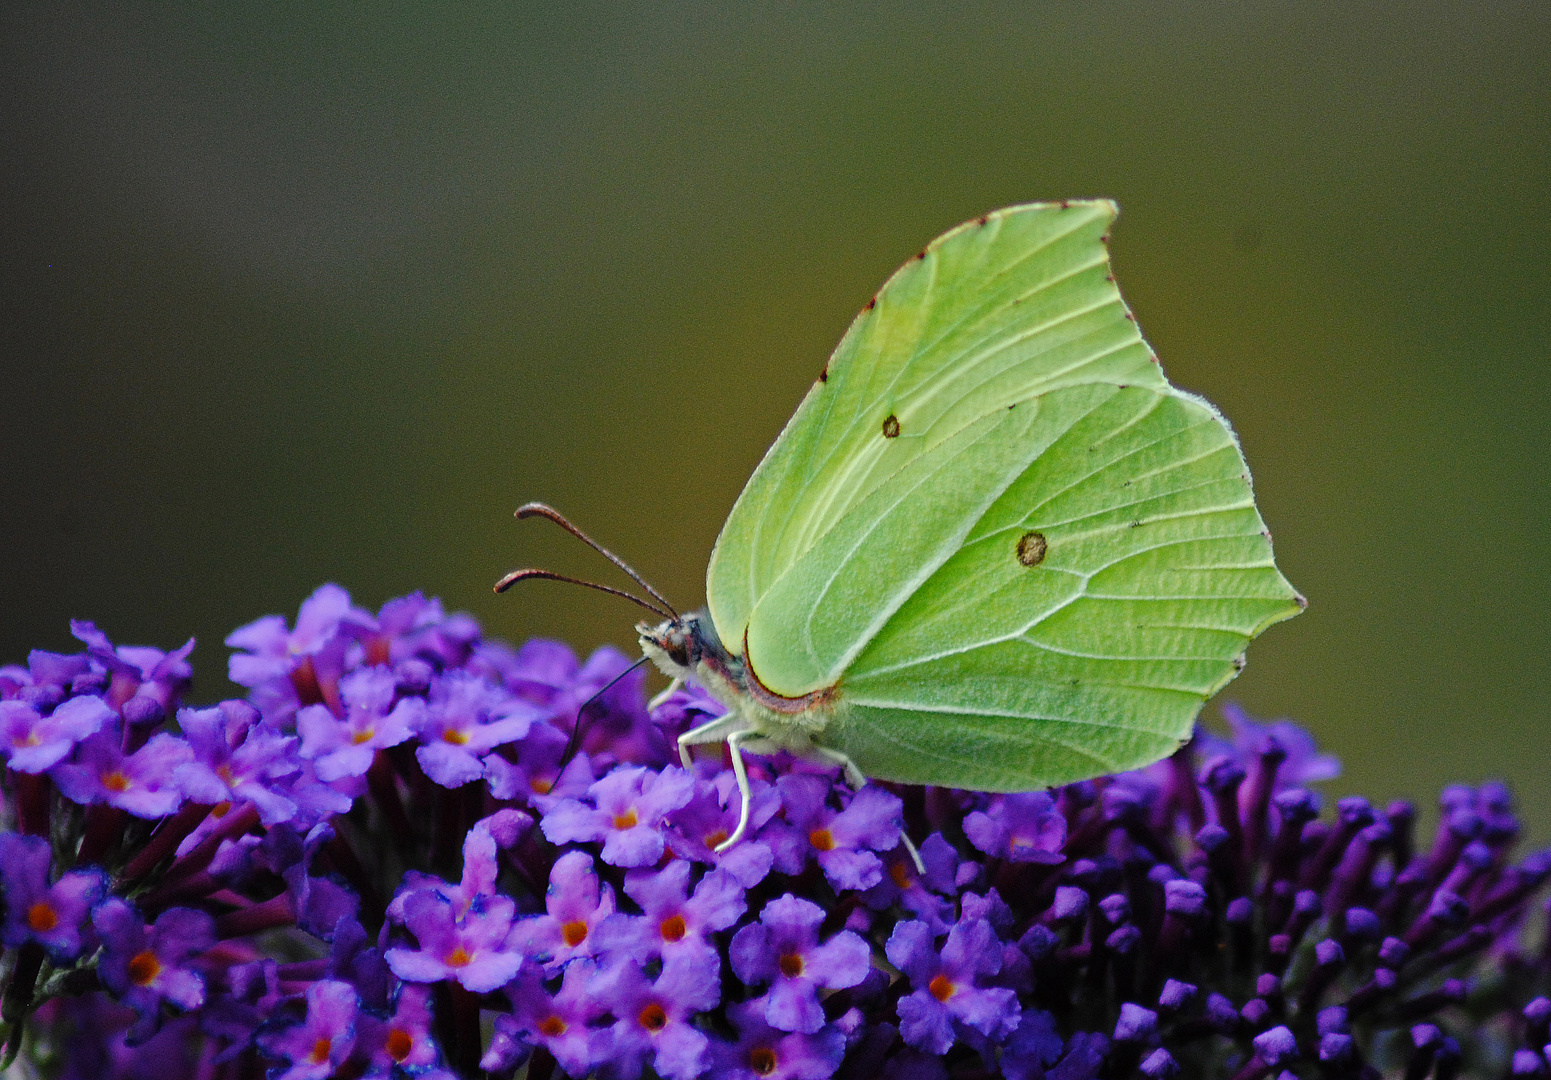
[637,609,732,683]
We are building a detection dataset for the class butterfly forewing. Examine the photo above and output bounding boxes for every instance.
[707,202,1166,653]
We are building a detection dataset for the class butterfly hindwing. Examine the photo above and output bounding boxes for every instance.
[825,385,1302,789]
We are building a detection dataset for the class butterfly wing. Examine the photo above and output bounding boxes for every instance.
[708,202,1167,654]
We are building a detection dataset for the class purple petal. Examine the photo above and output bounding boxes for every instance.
[805,931,870,989]
[897,991,956,1055]
[730,923,775,985]
[818,847,884,891]
[764,978,826,1034]
[416,741,487,788]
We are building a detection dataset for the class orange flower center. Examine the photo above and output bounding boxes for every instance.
[612,809,639,830]
[446,947,472,968]
[659,914,687,943]
[561,920,589,947]
[216,764,235,786]
[530,777,553,795]
[26,902,57,933]
[102,770,130,793]
[350,728,375,745]
[638,1003,668,1031]
[704,829,729,848]
[211,800,232,818]
[441,728,469,746]
[808,828,835,852]
[779,952,805,978]
[929,974,956,1002]
[307,1037,332,1065]
[539,1014,567,1037]
[385,1028,414,1062]
[16,732,40,747]
[127,950,161,986]
[749,1046,778,1076]
[890,861,914,889]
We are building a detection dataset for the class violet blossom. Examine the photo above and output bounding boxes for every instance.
[509,849,617,972]
[93,899,215,1042]
[296,665,420,781]
[593,951,722,1080]
[593,857,746,965]
[730,893,870,1033]
[0,694,114,773]
[50,726,192,818]
[254,978,360,1080]
[0,832,105,960]
[541,763,696,866]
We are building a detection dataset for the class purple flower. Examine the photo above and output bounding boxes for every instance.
[70,620,195,712]
[385,889,522,992]
[649,681,727,745]
[255,978,360,1080]
[489,637,581,703]
[173,702,301,825]
[484,720,575,803]
[501,959,612,1077]
[50,727,191,818]
[731,893,871,1033]
[359,591,478,670]
[594,858,746,964]
[886,918,1021,1054]
[0,695,115,774]
[541,764,696,867]
[283,758,357,827]
[296,667,420,781]
[93,899,214,1042]
[1205,702,1341,792]
[714,999,847,1080]
[864,833,960,931]
[510,850,617,973]
[353,983,441,1071]
[413,670,542,788]
[594,951,721,1080]
[1002,1008,1064,1080]
[770,774,903,891]
[0,647,90,703]
[387,809,531,928]
[667,768,781,887]
[0,833,105,960]
[227,583,378,723]
[963,792,1066,864]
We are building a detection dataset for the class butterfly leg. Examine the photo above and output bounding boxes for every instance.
[713,729,757,853]
[648,677,683,711]
[810,744,926,875]
[809,745,866,792]
[676,712,747,770]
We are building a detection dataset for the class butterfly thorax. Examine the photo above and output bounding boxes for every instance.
[637,611,836,749]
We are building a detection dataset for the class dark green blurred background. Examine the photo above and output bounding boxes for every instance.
[3,4,1548,834]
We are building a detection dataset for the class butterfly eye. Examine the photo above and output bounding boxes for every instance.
[1016,531,1048,567]
[664,637,691,668]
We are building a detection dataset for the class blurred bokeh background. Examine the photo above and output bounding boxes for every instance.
[2,3,1547,834]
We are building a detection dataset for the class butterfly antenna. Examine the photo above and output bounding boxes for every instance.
[557,654,652,770]
[514,502,679,619]
[492,568,674,620]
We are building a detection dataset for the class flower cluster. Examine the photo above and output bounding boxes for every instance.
[2,585,1549,1079]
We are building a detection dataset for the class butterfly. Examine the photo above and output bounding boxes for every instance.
[499,201,1303,854]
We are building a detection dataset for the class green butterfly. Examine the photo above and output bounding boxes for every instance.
[501,200,1302,852]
